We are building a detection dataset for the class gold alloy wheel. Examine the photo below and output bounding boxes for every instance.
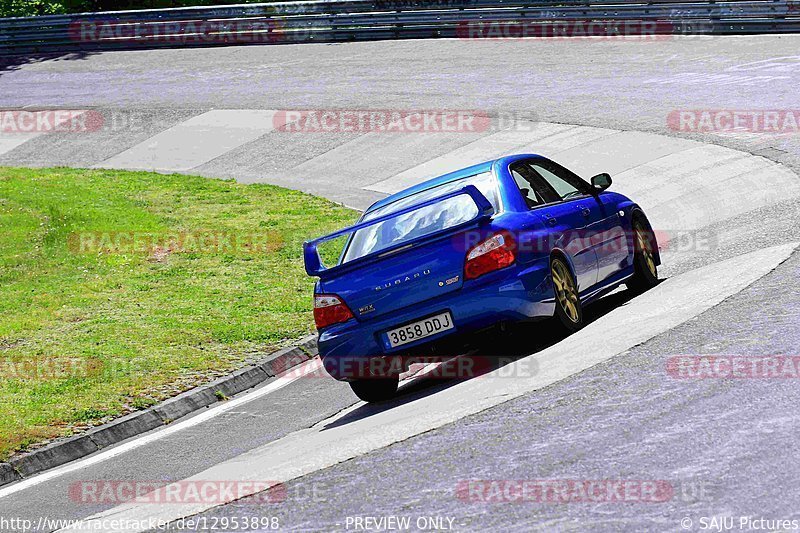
[635,223,657,277]
[552,259,580,323]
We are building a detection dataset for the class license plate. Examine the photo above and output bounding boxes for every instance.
[385,312,454,348]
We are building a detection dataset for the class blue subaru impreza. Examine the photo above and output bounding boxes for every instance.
[304,154,660,402]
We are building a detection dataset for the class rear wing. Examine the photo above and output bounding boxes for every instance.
[303,185,494,279]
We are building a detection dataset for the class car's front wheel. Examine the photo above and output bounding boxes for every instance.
[626,218,659,293]
[349,375,399,403]
[551,256,583,332]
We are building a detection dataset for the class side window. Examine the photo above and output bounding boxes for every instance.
[511,168,543,208]
[528,160,591,200]
[510,163,560,209]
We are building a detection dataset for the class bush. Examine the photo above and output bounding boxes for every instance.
[0,0,66,17]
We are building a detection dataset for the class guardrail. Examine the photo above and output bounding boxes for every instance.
[1,0,799,55]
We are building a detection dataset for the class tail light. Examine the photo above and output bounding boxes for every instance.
[464,231,516,280]
[313,294,354,329]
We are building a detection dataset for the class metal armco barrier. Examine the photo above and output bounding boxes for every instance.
[1,0,799,55]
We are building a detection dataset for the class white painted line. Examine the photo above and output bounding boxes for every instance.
[58,243,798,533]
[95,110,285,172]
[0,358,321,500]
[365,123,620,194]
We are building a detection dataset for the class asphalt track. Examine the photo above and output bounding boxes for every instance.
[1,34,800,532]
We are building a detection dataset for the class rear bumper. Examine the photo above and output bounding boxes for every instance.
[318,258,554,381]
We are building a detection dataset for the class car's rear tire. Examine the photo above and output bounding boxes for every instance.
[626,218,659,293]
[349,375,399,403]
[551,256,583,332]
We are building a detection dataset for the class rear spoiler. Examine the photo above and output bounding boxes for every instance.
[303,185,494,278]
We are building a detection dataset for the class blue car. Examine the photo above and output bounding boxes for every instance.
[304,154,660,402]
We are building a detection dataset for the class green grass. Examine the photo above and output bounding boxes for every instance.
[0,167,358,459]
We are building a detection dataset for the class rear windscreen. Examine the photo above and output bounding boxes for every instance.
[342,172,500,262]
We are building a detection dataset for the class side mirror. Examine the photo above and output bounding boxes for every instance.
[591,173,612,192]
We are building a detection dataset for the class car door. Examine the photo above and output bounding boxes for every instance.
[589,186,632,282]
[530,159,629,284]
[509,161,598,292]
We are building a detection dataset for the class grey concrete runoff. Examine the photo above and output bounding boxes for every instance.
[0,337,318,489]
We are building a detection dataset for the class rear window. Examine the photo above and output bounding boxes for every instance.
[342,172,501,262]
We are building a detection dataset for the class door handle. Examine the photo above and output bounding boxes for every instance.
[543,214,557,227]
[578,205,591,217]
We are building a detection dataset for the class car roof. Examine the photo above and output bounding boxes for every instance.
[364,153,550,214]
[365,160,496,214]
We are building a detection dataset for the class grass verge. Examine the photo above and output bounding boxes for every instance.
[0,167,358,460]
